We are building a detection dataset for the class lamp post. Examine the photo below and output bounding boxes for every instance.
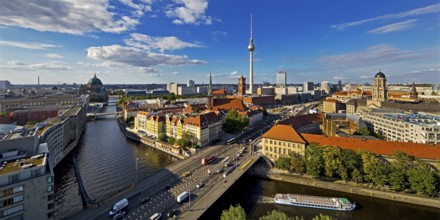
[135,157,139,184]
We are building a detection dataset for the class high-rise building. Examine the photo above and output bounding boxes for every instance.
[338,80,342,91]
[372,70,387,102]
[0,80,11,90]
[248,14,255,95]
[238,75,246,95]
[276,70,287,87]
[303,82,314,91]
[187,79,195,87]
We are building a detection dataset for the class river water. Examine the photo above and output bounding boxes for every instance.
[54,105,177,219]
[54,104,440,219]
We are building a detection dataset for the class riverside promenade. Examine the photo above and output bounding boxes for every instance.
[249,163,440,209]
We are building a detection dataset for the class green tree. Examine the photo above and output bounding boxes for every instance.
[275,156,291,170]
[360,150,388,186]
[290,154,306,174]
[340,149,362,181]
[168,137,176,145]
[358,127,371,136]
[304,143,324,178]
[176,131,197,148]
[407,159,437,195]
[388,151,414,190]
[259,210,303,220]
[220,204,247,220]
[158,133,168,143]
[322,146,343,178]
[312,214,337,220]
[223,109,249,134]
[351,168,363,183]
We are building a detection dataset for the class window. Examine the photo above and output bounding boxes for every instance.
[48,176,53,183]
[13,195,23,203]
[3,204,23,216]
[48,194,54,201]
[48,185,53,192]
[31,169,42,178]
[8,175,20,184]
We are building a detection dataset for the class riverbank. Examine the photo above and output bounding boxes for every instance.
[249,159,440,209]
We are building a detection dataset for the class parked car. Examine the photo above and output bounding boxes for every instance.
[139,196,150,204]
[182,171,190,177]
[216,168,224,173]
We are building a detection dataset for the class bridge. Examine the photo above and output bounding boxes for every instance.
[86,112,120,120]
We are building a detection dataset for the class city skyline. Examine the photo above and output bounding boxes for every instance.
[0,0,439,85]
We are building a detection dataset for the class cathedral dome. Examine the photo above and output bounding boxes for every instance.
[87,73,103,87]
[375,71,386,79]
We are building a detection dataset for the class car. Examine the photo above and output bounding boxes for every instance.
[182,171,190,177]
[113,211,126,220]
[196,182,205,188]
[163,185,171,191]
[139,196,150,204]
[167,209,179,218]
[216,168,224,173]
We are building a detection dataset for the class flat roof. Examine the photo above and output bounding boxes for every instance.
[0,154,46,175]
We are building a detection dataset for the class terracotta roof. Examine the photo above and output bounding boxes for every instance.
[212,98,247,111]
[184,111,221,127]
[213,88,225,95]
[324,98,340,103]
[301,134,440,160]
[262,124,306,143]
[279,114,323,130]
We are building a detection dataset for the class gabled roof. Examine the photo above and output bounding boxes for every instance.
[184,111,221,127]
[301,134,440,160]
[262,124,306,143]
[212,98,247,111]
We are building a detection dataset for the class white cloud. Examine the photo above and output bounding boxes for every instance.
[172,72,180,75]
[6,60,25,66]
[320,44,431,67]
[28,62,71,70]
[333,76,347,80]
[331,3,440,30]
[0,40,58,49]
[359,75,373,79]
[0,0,140,34]
[87,44,205,67]
[46,53,64,59]
[230,70,238,75]
[125,33,201,52]
[119,0,152,17]
[368,19,417,34]
[166,0,213,25]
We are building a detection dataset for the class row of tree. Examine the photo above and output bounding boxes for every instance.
[158,131,198,148]
[220,204,336,220]
[275,143,439,196]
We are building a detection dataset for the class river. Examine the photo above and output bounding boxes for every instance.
[53,105,177,219]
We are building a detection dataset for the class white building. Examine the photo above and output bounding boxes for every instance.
[276,70,287,87]
[187,80,195,87]
[303,82,314,92]
[0,80,11,90]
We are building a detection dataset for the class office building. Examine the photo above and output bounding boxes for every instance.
[187,80,195,88]
[303,82,314,92]
[276,70,287,87]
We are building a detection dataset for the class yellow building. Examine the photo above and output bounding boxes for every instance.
[166,115,184,139]
[146,115,165,138]
[183,111,223,146]
[134,111,149,133]
[262,124,306,160]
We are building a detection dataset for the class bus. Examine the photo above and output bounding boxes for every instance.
[226,138,236,145]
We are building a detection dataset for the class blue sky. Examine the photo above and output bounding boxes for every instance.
[0,0,439,85]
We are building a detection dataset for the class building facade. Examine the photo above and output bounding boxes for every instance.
[238,76,246,96]
[372,71,387,102]
[276,70,287,87]
[303,82,314,92]
[262,124,307,161]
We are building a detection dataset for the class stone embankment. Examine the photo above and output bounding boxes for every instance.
[249,162,440,209]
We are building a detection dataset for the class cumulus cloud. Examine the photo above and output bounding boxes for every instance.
[0,40,58,49]
[0,0,141,34]
[46,53,64,59]
[28,62,71,70]
[331,3,440,30]
[172,72,180,75]
[119,0,152,17]
[87,44,205,67]
[166,0,213,25]
[125,33,201,52]
[368,19,417,34]
[230,70,238,75]
[320,44,431,67]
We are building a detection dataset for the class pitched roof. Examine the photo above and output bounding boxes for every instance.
[279,114,323,130]
[301,134,440,160]
[212,98,247,111]
[184,111,221,127]
[262,124,306,143]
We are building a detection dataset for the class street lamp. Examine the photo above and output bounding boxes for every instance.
[135,157,139,184]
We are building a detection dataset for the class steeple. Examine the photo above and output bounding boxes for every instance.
[208,72,213,96]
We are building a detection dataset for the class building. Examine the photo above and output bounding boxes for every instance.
[166,115,184,139]
[364,111,440,144]
[146,115,165,138]
[345,98,367,115]
[248,15,255,95]
[262,124,307,160]
[257,87,275,96]
[321,81,329,94]
[276,70,287,87]
[322,98,346,113]
[242,95,275,107]
[183,111,223,146]
[238,76,246,95]
[303,82,314,92]
[0,94,84,113]
[331,89,372,102]
[9,109,59,125]
[372,70,387,102]
[187,80,195,88]
[0,129,54,220]
[82,74,108,102]
[0,80,11,90]
[322,113,367,136]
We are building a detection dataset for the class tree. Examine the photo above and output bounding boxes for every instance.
[322,146,343,178]
[340,149,362,181]
[158,133,168,143]
[290,154,306,174]
[407,159,437,195]
[223,109,249,134]
[259,210,303,220]
[168,137,176,145]
[220,204,247,220]
[351,168,363,183]
[360,150,388,186]
[388,151,414,190]
[312,214,337,220]
[358,127,371,136]
[304,143,324,178]
[275,156,291,170]
[176,131,197,148]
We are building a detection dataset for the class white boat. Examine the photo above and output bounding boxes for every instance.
[274,194,356,211]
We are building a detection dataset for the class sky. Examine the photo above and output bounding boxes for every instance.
[0,0,439,85]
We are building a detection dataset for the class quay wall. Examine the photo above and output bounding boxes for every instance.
[250,166,440,209]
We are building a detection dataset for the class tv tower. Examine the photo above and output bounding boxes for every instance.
[248,14,255,95]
